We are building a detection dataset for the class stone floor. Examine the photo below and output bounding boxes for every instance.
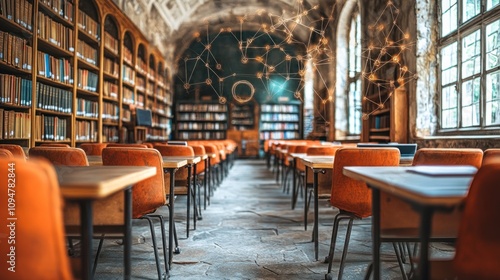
[88,159,454,279]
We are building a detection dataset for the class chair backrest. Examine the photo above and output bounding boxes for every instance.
[201,144,220,165]
[102,147,166,218]
[330,148,400,218]
[79,143,108,155]
[453,164,500,278]
[412,148,483,168]
[0,144,27,158]
[106,143,149,148]
[0,148,14,158]
[306,146,341,156]
[154,145,194,156]
[40,143,71,147]
[481,148,500,166]
[29,147,89,166]
[190,144,206,174]
[0,158,73,279]
[167,141,188,146]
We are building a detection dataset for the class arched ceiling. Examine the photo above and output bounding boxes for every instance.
[113,0,336,61]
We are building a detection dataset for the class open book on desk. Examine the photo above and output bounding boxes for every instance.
[407,165,478,176]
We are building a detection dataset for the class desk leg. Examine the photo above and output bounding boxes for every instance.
[204,158,208,210]
[313,169,321,262]
[371,188,381,280]
[168,168,177,267]
[292,158,297,210]
[418,207,433,280]
[124,187,132,280]
[186,165,192,238]
[80,200,93,280]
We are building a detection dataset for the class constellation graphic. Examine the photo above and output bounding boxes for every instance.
[176,0,416,125]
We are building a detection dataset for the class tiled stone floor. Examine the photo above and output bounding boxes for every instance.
[87,159,454,279]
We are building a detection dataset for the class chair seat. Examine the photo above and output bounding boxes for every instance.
[380,228,457,241]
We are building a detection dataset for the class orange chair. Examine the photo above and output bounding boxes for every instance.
[0,144,27,159]
[303,145,342,230]
[325,147,400,279]
[379,148,483,279]
[482,148,500,166]
[452,163,500,279]
[79,143,108,156]
[0,158,73,279]
[190,144,207,216]
[29,147,89,166]
[106,143,149,148]
[0,148,14,158]
[201,143,222,195]
[154,144,197,237]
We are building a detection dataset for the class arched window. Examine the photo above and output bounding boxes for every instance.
[347,10,362,135]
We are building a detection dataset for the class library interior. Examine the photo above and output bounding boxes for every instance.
[1,0,500,279]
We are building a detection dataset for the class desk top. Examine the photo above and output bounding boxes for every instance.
[87,155,189,168]
[301,156,335,169]
[343,166,475,207]
[55,165,156,199]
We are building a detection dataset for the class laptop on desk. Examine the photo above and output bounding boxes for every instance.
[356,143,417,160]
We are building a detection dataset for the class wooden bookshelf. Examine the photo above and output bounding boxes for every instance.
[259,102,302,141]
[175,101,228,140]
[361,86,407,143]
[229,101,257,131]
[0,0,172,147]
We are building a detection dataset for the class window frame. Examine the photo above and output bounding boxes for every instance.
[437,0,500,135]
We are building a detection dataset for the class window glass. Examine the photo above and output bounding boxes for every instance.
[441,0,458,36]
[442,85,458,128]
[486,19,500,71]
[462,0,481,23]
[486,71,500,125]
[487,0,500,10]
[461,30,481,78]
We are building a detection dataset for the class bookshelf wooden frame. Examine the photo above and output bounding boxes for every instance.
[259,102,302,142]
[0,0,172,147]
[174,101,228,140]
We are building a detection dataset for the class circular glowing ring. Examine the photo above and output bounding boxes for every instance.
[231,80,255,103]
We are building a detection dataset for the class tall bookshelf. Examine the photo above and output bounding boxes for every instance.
[229,101,256,130]
[0,0,172,147]
[259,102,302,141]
[361,86,407,143]
[148,60,171,142]
[175,101,228,140]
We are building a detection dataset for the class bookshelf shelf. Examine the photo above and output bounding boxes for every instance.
[259,102,302,141]
[174,101,228,140]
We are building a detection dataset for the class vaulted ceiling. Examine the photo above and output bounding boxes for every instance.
[113,0,335,62]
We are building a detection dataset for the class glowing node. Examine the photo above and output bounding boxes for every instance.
[369,74,377,81]
[362,113,369,120]
[294,91,301,98]
[205,78,212,85]
[401,66,408,72]
[231,80,255,103]
[322,99,327,104]
[379,103,385,109]
[183,83,190,90]
[285,55,291,61]
[256,72,263,78]
[205,44,211,50]
[241,57,248,64]
[216,64,222,70]
[219,96,226,104]
[205,63,209,67]
[268,65,275,72]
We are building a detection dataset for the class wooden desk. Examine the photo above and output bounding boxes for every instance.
[56,165,157,280]
[343,166,475,280]
[289,153,306,209]
[300,156,335,261]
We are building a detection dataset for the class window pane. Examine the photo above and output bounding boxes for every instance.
[461,77,481,126]
[463,0,481,23]
[441,43,458,85]
[441,0,458,36]
[348,81,362,134]
[487,0,500,10]
[486,19,500,71]
[486,70,500,125]
[443,85,458,109]
[462,30,481,78]
[442,109,458,128]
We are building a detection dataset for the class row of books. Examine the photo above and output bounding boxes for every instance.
[36,82,72,113]
[260,113,300,122]
[151,103,171,116]
[0,109,31,139]
[77,10,100,41]
[135,94,144,108]
[34,114,69,141]
[177,131,226,140]
[147,128,170,141]
[122,64,135,85]
[38,11,74,52]
[259,131,300,140]
[123,46,133,65]
[77,68,98,92]
[148,68,156,81]
[260,122,299,130]
[75,119,97,141]
[76,98,98,118]
[177,103,227,112]
[103,80,118,100]
[122,86,134,104]
[177,112,227,121]
[102,102,119,122]
[0,74,32,106]
[40,0,73,23]
[104,31,118,55]
[0,31,32,70]
[136,58,147,75]
[104,57,119,77]
[155,88,171,103]
[102,126,118,142]
[372,114,390,129]
[76,39,98,65]
[152,115,169,129]
[146,81,155,95]
[122,108,131,122]
[177,122,228,130]
[136,76,145,92]
[37,51,73,84]
[261,104,299,113]
[0,0,33,31]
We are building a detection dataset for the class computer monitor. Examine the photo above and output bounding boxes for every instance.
[356,143,417,158]
[135,108,152,127]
